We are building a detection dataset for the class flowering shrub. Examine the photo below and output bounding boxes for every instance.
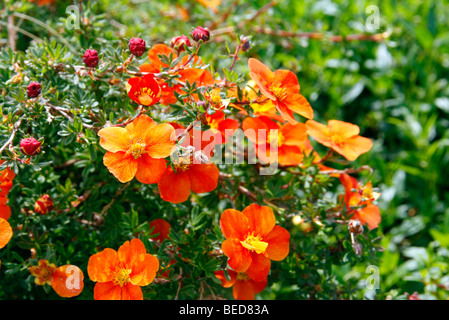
[2,0,446,302]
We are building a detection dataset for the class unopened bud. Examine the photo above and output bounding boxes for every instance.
[240,35,251,52]
[128,37,146,57]
[348,219,364,235]
[34,194,54,215]
[170,35,191,52]
[27,82,42,98]
[82,49,99,68]
[191,26,210,42]
[20,137,42,156]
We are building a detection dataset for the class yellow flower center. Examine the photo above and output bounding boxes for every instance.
[38,268,53,282]
[172,155,192,172]
[236,273,250,281]
[207,118,219,130]
[330,133,345,146]
[128,139,146,159]
[267,130,285,147]
[137,87,158,105]
[113,268,131,287]
[240,232,268,254]
[211,93,222,105]
[270,82,287,101]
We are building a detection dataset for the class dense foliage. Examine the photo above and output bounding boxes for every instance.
[0,0,448,300]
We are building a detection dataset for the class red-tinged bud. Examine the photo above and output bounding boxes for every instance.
[348,219,364,235]
[82,49,99,68]
[27,82,42,98]
[34,194,54,215]
[20,137,42,156]
[191,26,210,42]
[170,35,191,52]
[128,37,146,57]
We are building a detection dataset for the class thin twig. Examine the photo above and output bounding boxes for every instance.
[0,117,23,155]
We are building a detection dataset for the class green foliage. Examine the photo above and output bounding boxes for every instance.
[0,0,448,300]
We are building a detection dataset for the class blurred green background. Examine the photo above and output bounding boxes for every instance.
[1,0,449,299]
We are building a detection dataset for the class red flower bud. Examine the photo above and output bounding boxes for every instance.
[170,35,191,52]
[34,194,54,215]
[191,26,210,42]
[20,137,42,156]
[128,37,146,57]
[27,82,42,98]
[82,49,99,68]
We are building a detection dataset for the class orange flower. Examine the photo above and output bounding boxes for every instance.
[140,44,214,105]
[149,219,171,242]
[126,74,161,106]
[204,110,239,144]
[157,126,219,203]
[242,116,308,166]
[29,259,84,298]
[339,174,381,230]
[0,165,15,197]
[0,199,11,220]
[87,238,159,300]
[0,217,12,249]
[215,269,267,300]
[248,58,313,124]
[220,204,290,281]
[98,114,176,184]
[158,160,219,204]
[306,119,373,161]
[0,164,15,220]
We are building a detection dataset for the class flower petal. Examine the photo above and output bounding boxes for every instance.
[233,280,257,300]
[51,265,84,298]
[248,58,275,100]
[222,238,252,273]
[125,114,156,141]
[0,217,12,249]
[187,163,219,194]
[282,93,313,120]
[158,169,191,203]
[273,69,300,93]
[135,154,167,184]
[242,204,276,238]
[118,238,147,270]
[356,203,381,230]
[215,269,237,288]
[103,151,138,183]
[264,225,290,261]
[98,127,130,153]
[281,122,307,146]
[120,283,144,300]
[93,281,121,300]
[338,136,373,161]
[0,204,11,220]
[87,248,118,283]
[246,252,271,282]
[129,253,159,286]
[328,120,360,139]
[145,124,176,158]
[220,209,249,240]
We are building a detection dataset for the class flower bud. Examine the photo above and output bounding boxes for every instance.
[128,37,146,57]
[170,35,191,52]
[82,49,99,68]
[348,219,364,235]
[20,137,42,156]
[191,26,210,42]
[34,194,54,215]
[27,82,42,98]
